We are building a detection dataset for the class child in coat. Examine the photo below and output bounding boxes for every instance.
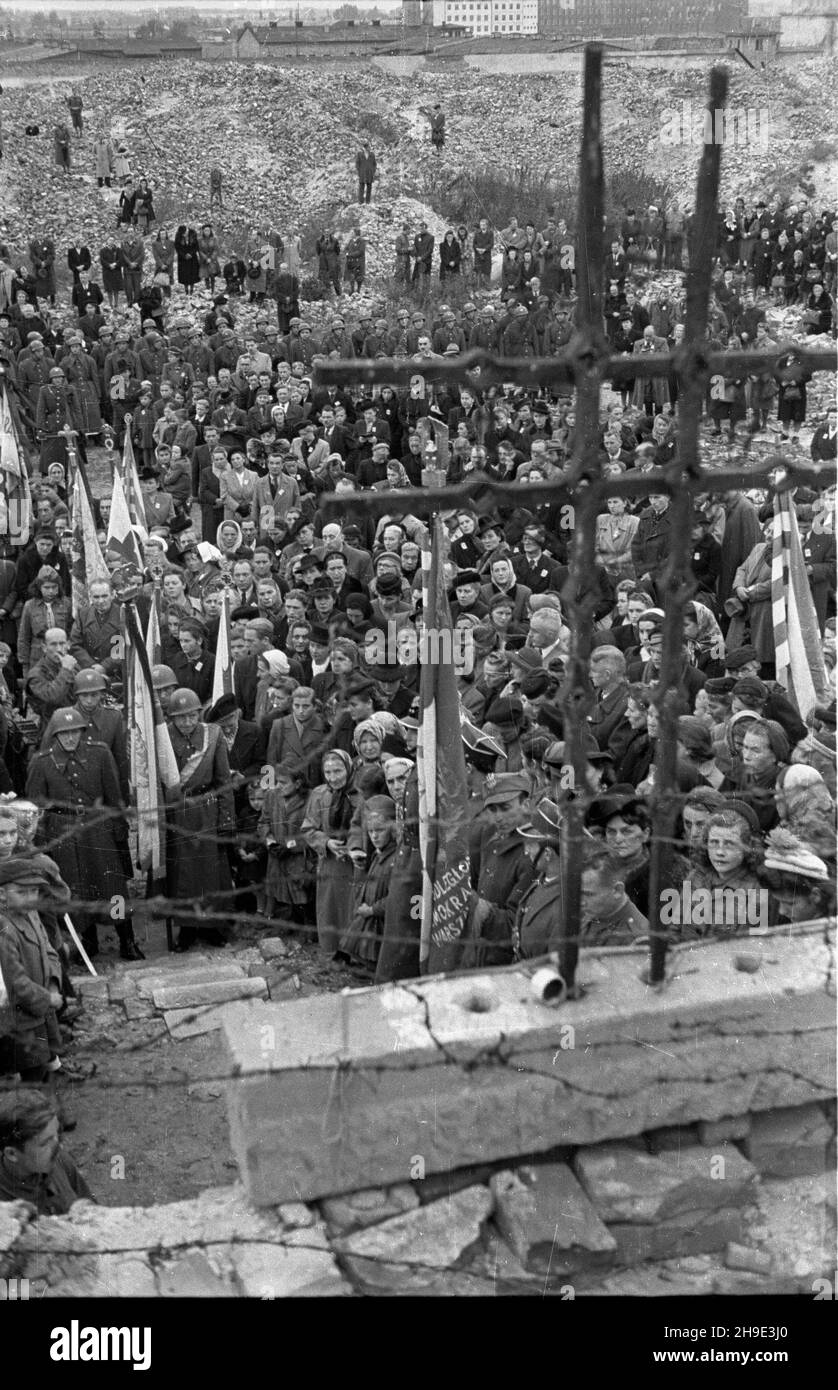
[0,856,64,1082]
[259,762,314,929]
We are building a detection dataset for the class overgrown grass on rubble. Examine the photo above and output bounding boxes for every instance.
[297,200,345,264]
[606,169,675,222]
[355,109,402,147]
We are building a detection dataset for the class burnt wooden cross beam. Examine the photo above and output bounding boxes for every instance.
[314,47,837,990]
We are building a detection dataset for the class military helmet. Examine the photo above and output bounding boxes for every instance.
[74,669,107,694]
[168,688,202,716]
[52,707,88,732]
[151,664,178,691]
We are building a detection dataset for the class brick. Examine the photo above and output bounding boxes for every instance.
[573,1142,757,1224]
[333,1185,492,1292]
[231,1242,350,1298]
[608,1207,750,1265]
[725,1242,773,1274]
[155,1250,235,1297]
[259,937,291,962]
[153,977,267,1010]
[744,1104,834,1177]
[698,1115,750,1146]
[139,963,246,1000]
[490,1165,615,1275]
[321,1184,419,1234]
[222,928,835,1206]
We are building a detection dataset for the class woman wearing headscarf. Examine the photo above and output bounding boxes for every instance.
[301,748,361,957]
[351,716,386,783]
[758,827,834,924]
[683,600,725,677]
[735,716,789,831]
[254,649,294,727]
[338,794,398,977]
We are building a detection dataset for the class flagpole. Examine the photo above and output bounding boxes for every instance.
[417,433,449,973]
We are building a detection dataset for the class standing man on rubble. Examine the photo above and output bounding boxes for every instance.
[355,141,376,205]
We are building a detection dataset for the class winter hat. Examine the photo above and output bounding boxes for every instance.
[762,827,829,881]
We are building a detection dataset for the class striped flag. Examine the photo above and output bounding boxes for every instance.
[771,489,828,721]
[124,603,179,879]
[417,517,473,974]
[210,586,233,706]
[122,427,148,539]
[0,379,33,547]
[70,454,108,615]
[106,454,145,572]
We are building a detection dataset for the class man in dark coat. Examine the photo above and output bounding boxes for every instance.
[716,489,762,619]
[69,578,123,680]
[273,263,300,334]
[355,141,377,203]
[25,706,141,959]
[72,668,129,801]
[412,223,434,284]
[588,647,630,761]
[631,493,673,601]
[266,686,327,788]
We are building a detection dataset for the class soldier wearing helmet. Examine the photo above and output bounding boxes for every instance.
[151,664,178,716]
[72,668,129,801]
[25,708,142,961]
[165,689,235,951]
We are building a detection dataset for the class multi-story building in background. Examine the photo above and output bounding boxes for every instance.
[536,0,748,36]
[404,1,539,33]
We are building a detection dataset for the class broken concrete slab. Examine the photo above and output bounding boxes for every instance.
[123,997,155,1021]
[573,1142,757,1224]
[155,1250,235,1297]
[321,1184,419,1235]
[222,926,834,1206]
[698,1115,751,1146]
[725,1242,773,1274]
[72,977,109,1000]
[154,976,267,1011]
[334,1186,493,1295]
[490,1164,616,1275]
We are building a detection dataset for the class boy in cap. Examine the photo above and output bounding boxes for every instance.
[462,772,537,969]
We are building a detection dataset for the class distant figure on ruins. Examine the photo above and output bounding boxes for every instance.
[53,122,71,173]
[426,104,445,154]
[67,88,83,135]
[355,141,376,204]
[209,166,223,211]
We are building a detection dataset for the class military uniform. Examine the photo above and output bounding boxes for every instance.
[513,874,564,961]
[581,897,649,947]
[76,703,130,802]
[25,736,133,956]
[464,825,536,968]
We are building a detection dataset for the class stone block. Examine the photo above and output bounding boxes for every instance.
[698,1115,750,1146]
[73,976,109,1000]
[574,1142,757,1224]
[725,1242,773,1274]
[153,976,266,1011]
[231,1242,350,1298]
[744,1104,834,1177]
[259,937,290,962]
[490,1165,615,1275]
[608,1206,750,1265]
[278,1203,316,1229]
[223,928,835,1206]
[321,1184,419,1234]
[155,1250,234,1297]
[123,997,155,1021]
[333,1185,492,1294]
[139,963,246,1000]
[106,979,137,1003]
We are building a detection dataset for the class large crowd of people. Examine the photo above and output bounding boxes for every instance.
[0,91,836,1142]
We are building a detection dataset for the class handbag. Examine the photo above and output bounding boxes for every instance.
[153,271,170,286]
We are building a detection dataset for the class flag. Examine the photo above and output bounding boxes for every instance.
[211,586,233,706]
[124,603,179,880]
[417,517,473,974]
[122,429,148,539]
[106,459,145,572]
[771,489,828,721]
[145,590,163,666]
[0,379,33,547]
[70,454,108,615]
